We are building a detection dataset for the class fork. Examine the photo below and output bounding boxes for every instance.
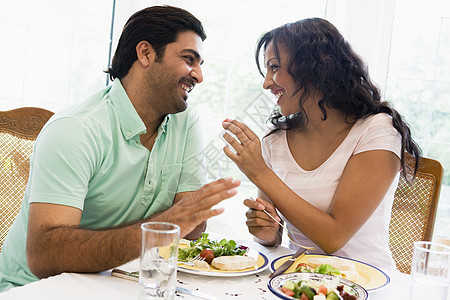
[182,254,206,265]
[250,197,315,250]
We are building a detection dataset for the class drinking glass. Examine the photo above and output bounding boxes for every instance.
[139,222,180,300]
[409,241,450,300]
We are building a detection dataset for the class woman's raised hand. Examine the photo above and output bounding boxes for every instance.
[222,119,268,181]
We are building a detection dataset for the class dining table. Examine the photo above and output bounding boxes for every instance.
[2,233,444,300]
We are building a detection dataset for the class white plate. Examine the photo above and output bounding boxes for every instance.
[269,273,368,300]
[270,253,390,291]
[177,248,268,277]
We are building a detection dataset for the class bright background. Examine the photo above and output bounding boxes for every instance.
[1,0,449,241]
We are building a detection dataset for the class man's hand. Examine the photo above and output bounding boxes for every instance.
[27,177,240,279]
[153,177,241,237]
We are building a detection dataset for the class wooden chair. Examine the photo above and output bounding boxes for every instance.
[389,153,444,274]
[0,107,54,252]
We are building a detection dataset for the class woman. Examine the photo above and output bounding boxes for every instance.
[222,18,420,270]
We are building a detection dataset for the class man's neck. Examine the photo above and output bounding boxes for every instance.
[120,73,165,136]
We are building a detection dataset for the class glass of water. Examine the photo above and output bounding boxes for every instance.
[410,241,450,300]
[139,222,180,300]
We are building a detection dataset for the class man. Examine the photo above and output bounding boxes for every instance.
[0,6,240,291]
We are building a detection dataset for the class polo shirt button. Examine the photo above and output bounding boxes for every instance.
[126,132,131,137]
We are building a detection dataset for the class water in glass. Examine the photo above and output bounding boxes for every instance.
[139,258,177,299]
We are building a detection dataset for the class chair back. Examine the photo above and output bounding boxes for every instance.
[0,107,53,251]
[389,153,444,274]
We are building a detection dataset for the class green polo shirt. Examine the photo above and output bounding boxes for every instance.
[0,79,206,291]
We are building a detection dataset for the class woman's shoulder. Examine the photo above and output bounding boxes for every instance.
[361,113,394,126]
[261,127,284,147]
[350,113,401,155]
[360,113,393,125]
[355,113,396,134]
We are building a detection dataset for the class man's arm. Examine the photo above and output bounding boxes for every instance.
[26,203,141,278]
[173,191,206,240]
[26,178,240,279]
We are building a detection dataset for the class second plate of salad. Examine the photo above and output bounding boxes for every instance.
[269,272,368,300]
[270,253,389,291]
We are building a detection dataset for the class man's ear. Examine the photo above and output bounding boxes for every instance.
[136,41,155,67]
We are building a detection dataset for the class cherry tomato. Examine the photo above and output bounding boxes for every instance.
[199,249,215,264]
[295,263,310,272]
[281,287,294,297]
[318,285,327,295]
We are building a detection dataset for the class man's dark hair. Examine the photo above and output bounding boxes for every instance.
[106,5,206,80]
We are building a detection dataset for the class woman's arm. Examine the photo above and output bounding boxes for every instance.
[254,150,399,253]
[223,120,400,253]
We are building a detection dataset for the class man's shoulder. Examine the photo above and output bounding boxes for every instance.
[38,86,117,142]
[49,87,112,125]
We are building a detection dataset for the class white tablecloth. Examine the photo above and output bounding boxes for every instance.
[0,240,421,300]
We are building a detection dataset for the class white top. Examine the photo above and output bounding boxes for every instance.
[262,113,401,270]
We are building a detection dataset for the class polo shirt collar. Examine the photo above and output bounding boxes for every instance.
[109,79,146,140]
[160,114,171,133]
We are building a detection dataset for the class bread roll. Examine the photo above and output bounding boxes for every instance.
[307,257,356,271]
[340,270,360,282]
[193,260,210,269]
[211,255,257,271]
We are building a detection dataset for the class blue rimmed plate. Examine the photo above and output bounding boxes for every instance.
[269,272,368,300]
[270,253,390,291]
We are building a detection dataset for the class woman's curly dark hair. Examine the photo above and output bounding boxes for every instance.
[255,18,421,179]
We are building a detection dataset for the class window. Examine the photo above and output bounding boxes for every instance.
[385,0,450,238]
[0,0,114,112]
[1,0,448,239]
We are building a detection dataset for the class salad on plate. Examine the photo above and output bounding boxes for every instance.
[178,233,256,271]
[280,277,356,300]
[269,273,368,300]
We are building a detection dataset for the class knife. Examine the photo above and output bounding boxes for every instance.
[111,268,219,300]
[269,247,308,278]
[176,286,219,300]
